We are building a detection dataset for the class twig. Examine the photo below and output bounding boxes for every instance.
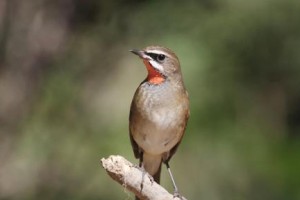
[100,155,186,200]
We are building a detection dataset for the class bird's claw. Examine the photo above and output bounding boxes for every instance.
[147,174,154,184]
[173,191,186,200]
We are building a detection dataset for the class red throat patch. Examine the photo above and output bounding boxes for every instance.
[143,60,165,84]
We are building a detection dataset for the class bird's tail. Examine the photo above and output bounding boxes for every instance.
[135,153,162,200]
[152,161,162,183]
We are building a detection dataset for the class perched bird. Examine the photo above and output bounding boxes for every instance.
[129,46,190,199]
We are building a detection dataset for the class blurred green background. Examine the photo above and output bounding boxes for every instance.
[0,0,300,199]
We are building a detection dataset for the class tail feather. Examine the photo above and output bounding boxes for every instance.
[152,162,162,183]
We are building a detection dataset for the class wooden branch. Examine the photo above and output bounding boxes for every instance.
[101,155,186,200]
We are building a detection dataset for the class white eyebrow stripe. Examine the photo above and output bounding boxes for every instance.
[146,50,171,57]
[149,60,164,72]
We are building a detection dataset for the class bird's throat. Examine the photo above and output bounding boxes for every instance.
[143,60,165,84]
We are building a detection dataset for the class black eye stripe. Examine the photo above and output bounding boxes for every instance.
[145,53,158,60]
[145,53,166,62]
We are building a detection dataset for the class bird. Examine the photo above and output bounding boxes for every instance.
[129,46,190,199]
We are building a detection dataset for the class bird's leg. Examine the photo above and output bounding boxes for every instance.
[138,152,154,192]
[164,161,185,199]
[138,152,146,192]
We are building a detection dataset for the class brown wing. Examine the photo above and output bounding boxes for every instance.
[129,99,141,159]
[129,130,140,158]
[165,97,190,163]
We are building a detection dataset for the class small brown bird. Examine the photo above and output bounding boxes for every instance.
[129,46,190,198]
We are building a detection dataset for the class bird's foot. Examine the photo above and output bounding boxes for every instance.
[139,166,146,192]
[138,165,155,191]
[139,166,154,184]
[173,190,186,200]
[133,163,140,169]
[147,173,154,184]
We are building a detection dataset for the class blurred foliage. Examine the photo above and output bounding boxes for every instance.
[0,0,300,199]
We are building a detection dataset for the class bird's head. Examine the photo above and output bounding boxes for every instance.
[130,46,183,85]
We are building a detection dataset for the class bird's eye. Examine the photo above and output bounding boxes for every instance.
[157,54,165,62]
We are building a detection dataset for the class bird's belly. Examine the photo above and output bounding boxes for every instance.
[133,110,182,155]
[134,129,180,155]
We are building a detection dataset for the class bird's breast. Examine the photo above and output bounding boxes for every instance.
[130,82,189,155]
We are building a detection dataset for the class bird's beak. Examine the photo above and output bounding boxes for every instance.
[130,49,149,60]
